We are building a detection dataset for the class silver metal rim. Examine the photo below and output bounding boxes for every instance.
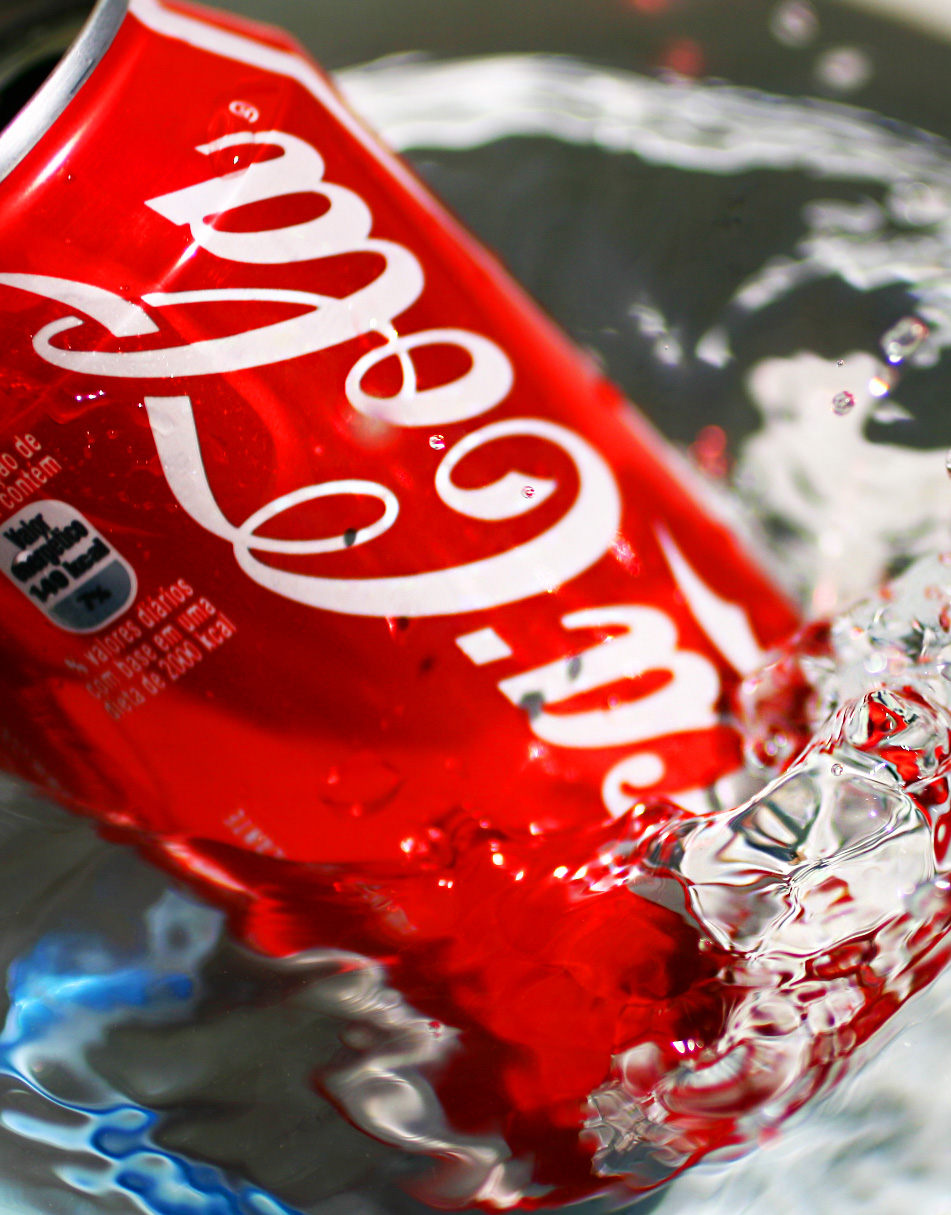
[0,0,129,184]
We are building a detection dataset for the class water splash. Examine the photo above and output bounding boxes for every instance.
[588,552,951,1184]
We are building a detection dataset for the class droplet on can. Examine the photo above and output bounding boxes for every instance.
[832,391,855,416]
[837,359,845,367]
[429,434,445,450]
[522,485,536,499]
[945,447,951,478]
[519,691,545,720]
[831,762,843,776]
[881,316,929,364]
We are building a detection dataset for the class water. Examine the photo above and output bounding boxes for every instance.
[588,553,951,1182]
[0,804,484,1215]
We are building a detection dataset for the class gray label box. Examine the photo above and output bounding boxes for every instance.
[0,499,137,633]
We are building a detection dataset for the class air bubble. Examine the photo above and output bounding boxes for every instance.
[831,763,843,776]
[429,434,445,450]
[815,46,873,93]
[837,359,844,367]
[881,316,929,364]
[945,448,951,479]
[770,0,818,48]
[832,391,855,416]
[889,181,951,228]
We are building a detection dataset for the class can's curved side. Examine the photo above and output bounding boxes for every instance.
[0,0,128,183]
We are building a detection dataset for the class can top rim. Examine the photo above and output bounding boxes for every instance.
[0,0,129,185]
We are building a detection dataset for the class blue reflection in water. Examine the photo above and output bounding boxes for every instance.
[0,890,301,1215]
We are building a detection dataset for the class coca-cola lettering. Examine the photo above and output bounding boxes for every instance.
[147,131,374,264]
[0,130,512,406]
[2,126,622,617]
[142,396,621,618]
[0,115,769,813]
[496,605,720,749]
[346,327,514,427]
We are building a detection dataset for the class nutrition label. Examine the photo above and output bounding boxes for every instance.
[73,579,238,721]
[0,499,137,632]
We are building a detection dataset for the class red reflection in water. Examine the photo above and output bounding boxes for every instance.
[660,38,706,77]
[628,0,671,13]
[690,424,730,478]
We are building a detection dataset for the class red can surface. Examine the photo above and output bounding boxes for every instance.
[0,0,800,1204]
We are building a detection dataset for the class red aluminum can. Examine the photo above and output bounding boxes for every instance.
[0,0,800,1204]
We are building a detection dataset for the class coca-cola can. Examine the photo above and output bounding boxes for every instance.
[0,0,796,849]
[0,0,800,1202]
